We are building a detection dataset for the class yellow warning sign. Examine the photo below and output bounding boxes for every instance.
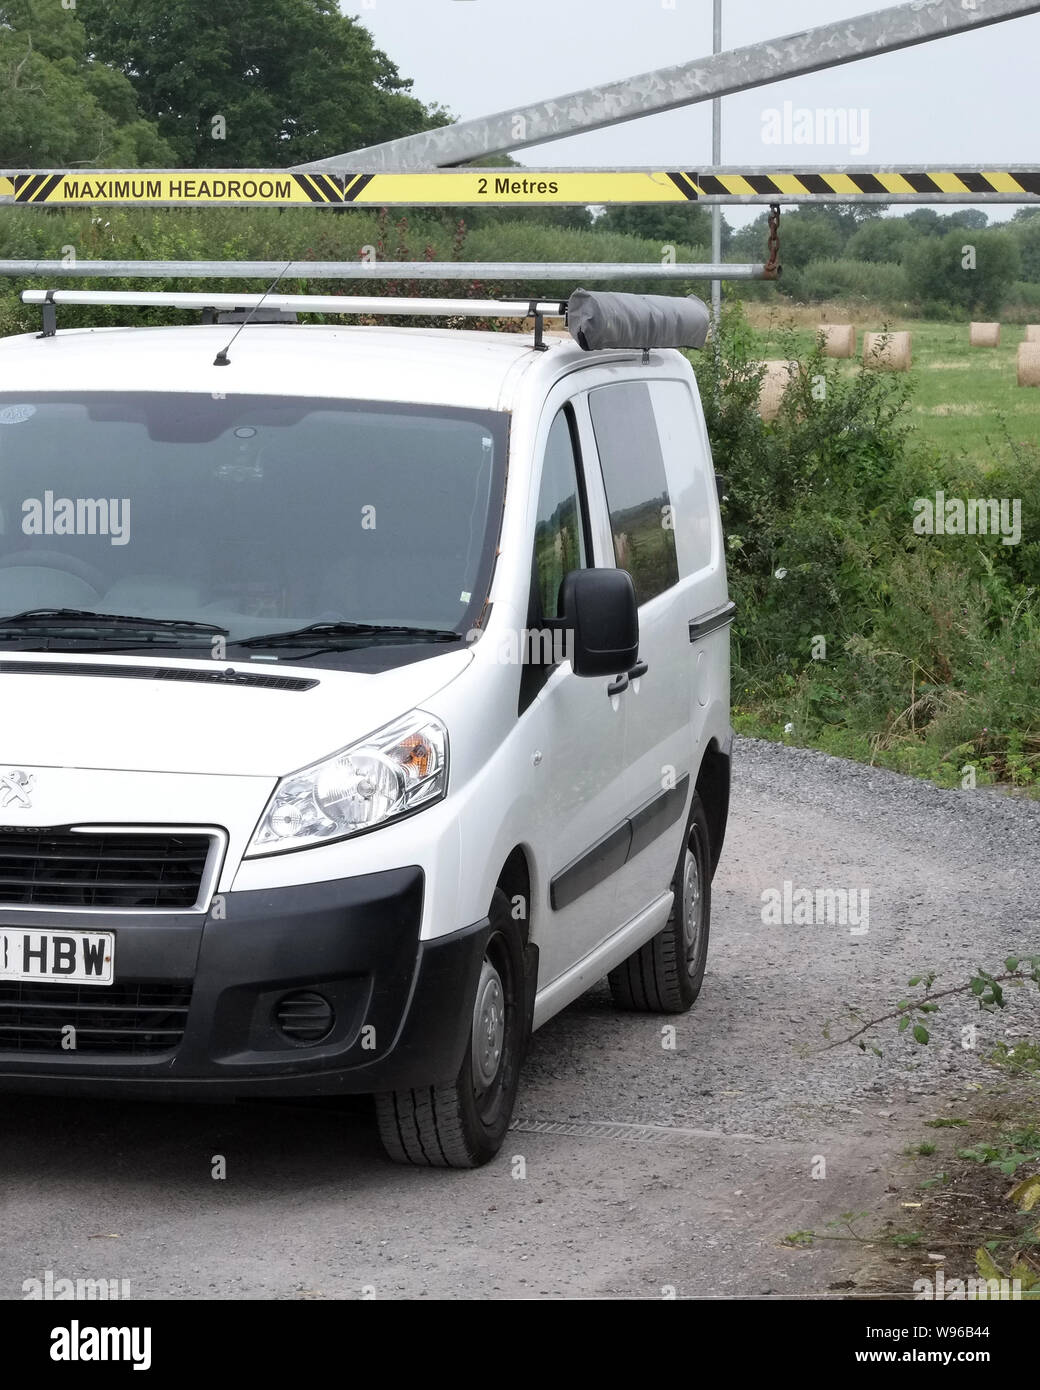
[0,170,697,207]
[2,169,1038,206]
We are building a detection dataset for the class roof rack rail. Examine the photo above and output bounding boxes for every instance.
[20,289,571,349]
[20,290,568,315]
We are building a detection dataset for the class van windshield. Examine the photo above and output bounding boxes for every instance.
[0,392,506,660]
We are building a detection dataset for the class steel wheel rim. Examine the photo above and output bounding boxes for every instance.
[681,844,702,976]
[471,955,506,1095]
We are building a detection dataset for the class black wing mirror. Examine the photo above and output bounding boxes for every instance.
[557,568,639,678]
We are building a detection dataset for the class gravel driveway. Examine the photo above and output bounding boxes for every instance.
[2,737,1037,1299]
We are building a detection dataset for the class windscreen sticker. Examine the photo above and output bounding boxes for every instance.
[0,405,36,424]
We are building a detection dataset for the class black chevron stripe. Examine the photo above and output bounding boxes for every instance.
[666,172,697,200]
[16,174,47,202]
[344,174,374,202]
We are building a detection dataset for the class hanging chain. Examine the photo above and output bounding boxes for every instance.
[764,202,781,278]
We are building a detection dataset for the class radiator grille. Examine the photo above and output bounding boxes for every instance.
[0,829,211,909]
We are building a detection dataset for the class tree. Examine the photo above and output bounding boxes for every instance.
[1009,209,1040,282]
[761,209,845,271]
[82,0,450,167]
[0,0,174,165]
[595,202,717,251]
[904,227,1020,315]
[939,209,988,231]
[903,208,943,236]
[809,202,889,239]
[846,216,915,264]
[727,210,770,261]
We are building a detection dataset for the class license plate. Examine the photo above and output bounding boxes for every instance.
[0,929,114,985]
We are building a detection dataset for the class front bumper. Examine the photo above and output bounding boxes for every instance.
[0,868,490,1098]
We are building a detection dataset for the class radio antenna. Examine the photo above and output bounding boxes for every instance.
[213,261,295,367]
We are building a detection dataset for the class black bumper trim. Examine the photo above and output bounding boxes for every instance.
[549,774,691,911]
[0,869,492,1097]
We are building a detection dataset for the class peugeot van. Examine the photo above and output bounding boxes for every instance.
[0,288,733,1167]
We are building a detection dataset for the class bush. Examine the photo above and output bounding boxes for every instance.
[0,205,720,333]
[698,305,1039,787]
[778,257,908,305]
[1003,281,1040,321]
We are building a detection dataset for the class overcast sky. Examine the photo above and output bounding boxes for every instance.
[348,0,1039,225]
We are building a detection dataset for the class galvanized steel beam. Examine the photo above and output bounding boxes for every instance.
[300,0,1040,172]
[0,259,772,280]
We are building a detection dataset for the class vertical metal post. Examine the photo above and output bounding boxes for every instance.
[711,0,723,328]
[711,0,723,407]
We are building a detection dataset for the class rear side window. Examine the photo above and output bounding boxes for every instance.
[533,409,588,619]
[647,378,714,578]
[588,381,679,605]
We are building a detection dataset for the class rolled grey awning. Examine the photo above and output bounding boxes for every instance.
[567,289,710,351]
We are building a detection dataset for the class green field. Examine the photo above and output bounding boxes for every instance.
[741,304,1040,471]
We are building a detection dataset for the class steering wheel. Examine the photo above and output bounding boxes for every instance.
[0,549,108,596]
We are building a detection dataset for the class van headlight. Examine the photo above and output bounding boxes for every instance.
[247,711,448,856]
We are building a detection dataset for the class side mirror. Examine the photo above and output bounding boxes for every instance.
[558,568,639,678]
[715,471,727,502]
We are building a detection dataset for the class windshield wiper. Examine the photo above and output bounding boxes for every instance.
[234,621,463,650]
[0,608,229,637]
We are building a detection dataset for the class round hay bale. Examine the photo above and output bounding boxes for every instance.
[862,331,911,372]
[757,360,800,421]
[1017,343,1040,387]
[970,321,1001,347]
[818,324,856,358]
[1025,325,1040,343]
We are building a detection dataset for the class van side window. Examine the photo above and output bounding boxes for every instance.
[647,379,714,579]
[533,408,588,620]
[588,381,680,605]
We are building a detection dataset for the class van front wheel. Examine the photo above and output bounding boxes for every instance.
[608,794,711,1014]
[375,889,527,1168]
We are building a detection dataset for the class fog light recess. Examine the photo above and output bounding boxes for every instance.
[275,991,335,1044]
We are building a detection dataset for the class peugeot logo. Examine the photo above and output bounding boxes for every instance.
[0,770,33,809]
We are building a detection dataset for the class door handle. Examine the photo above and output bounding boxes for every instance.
[689,600,737,643]
[607,673,630,697]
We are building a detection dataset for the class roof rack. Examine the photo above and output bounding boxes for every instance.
[20,287,712,355]
[21,289,569,348]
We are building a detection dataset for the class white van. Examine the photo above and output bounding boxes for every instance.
[0,288,733,1167]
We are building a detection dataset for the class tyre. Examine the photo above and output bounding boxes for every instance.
[375,888,528,1168]
[608,793,711,1014]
